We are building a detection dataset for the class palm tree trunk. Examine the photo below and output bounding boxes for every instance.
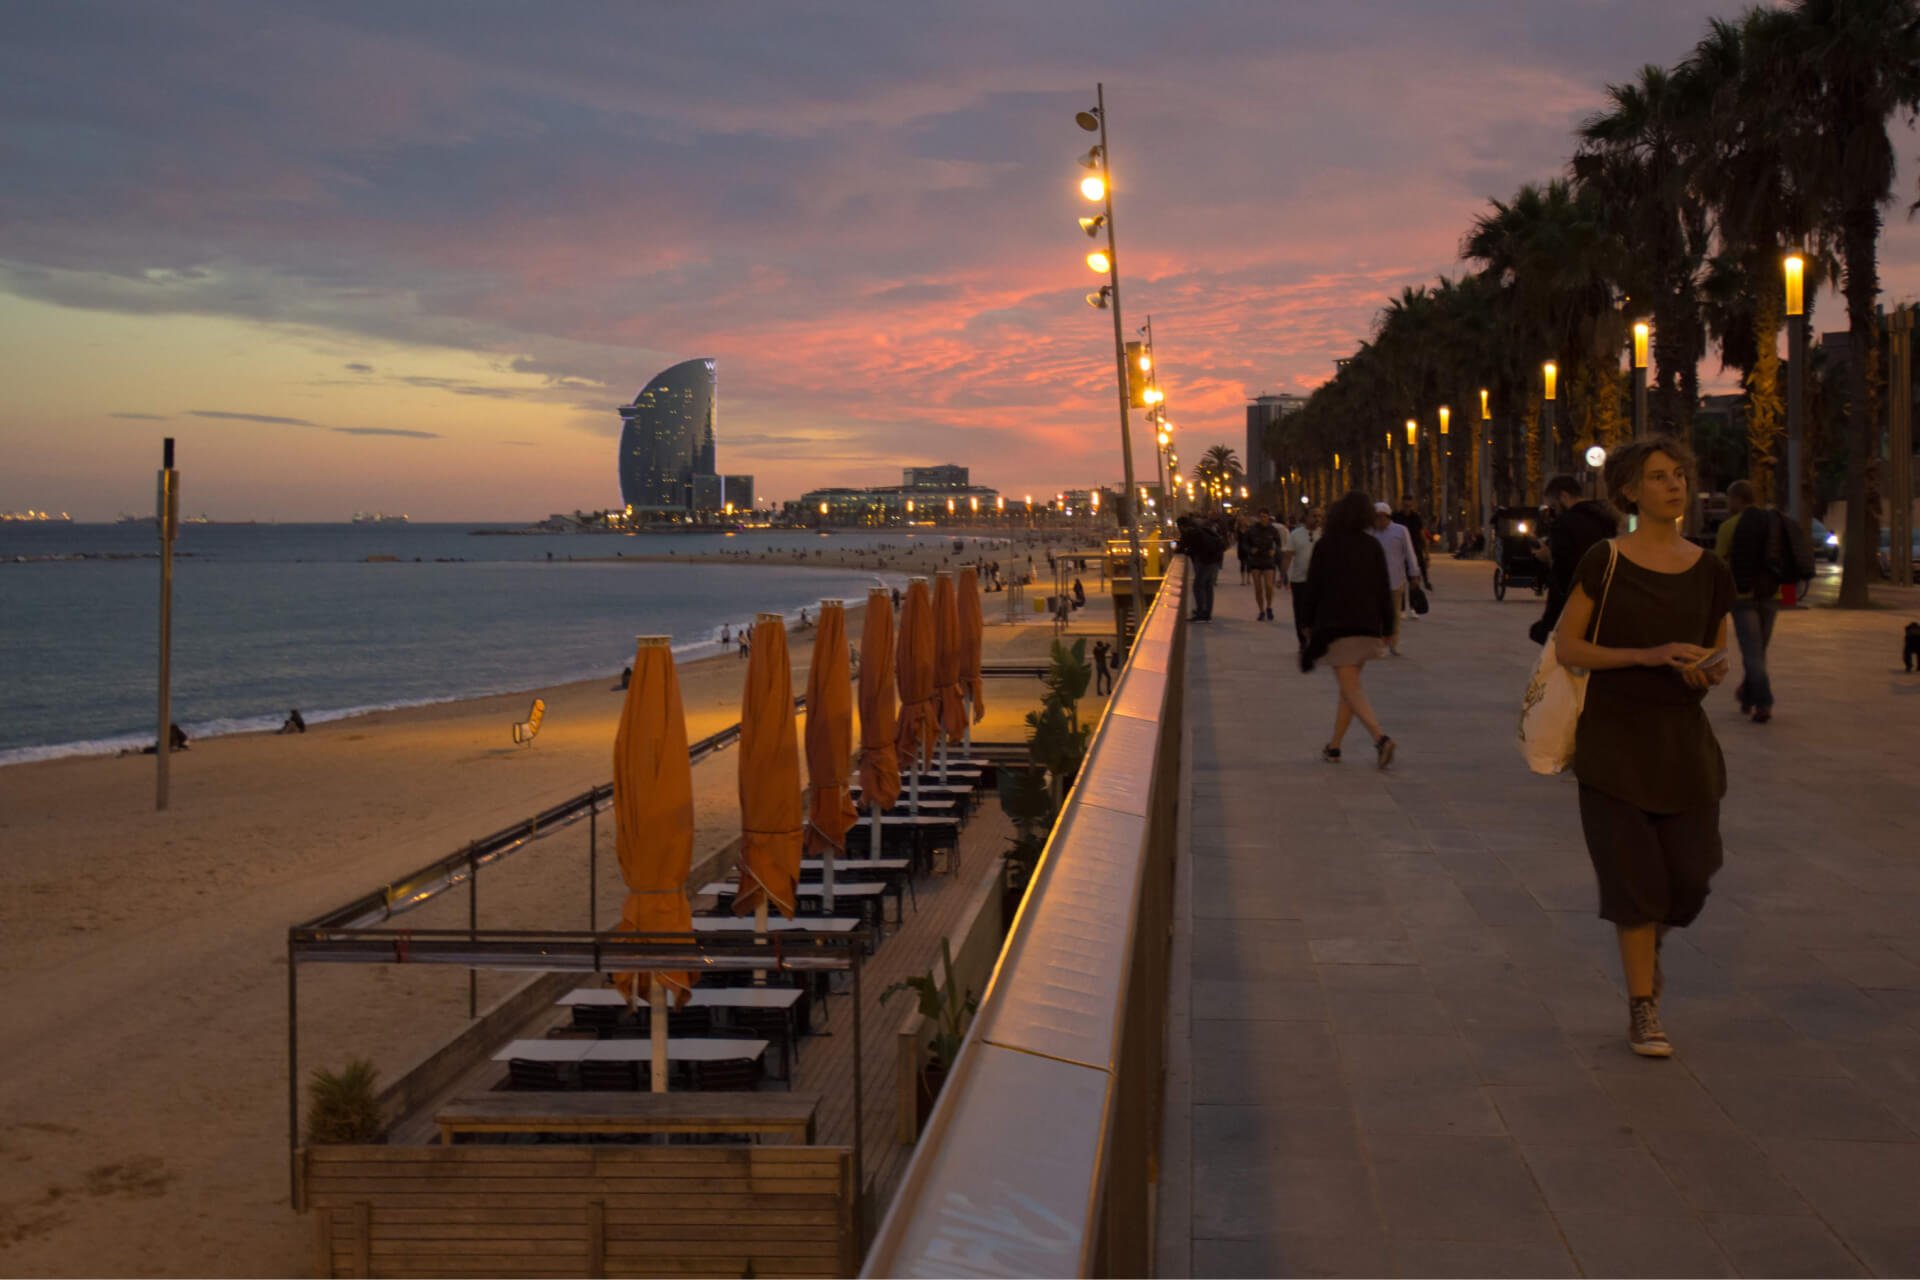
[1839,206,1882,608]
[1746,290,1784,505]
[1525,397,1542,500]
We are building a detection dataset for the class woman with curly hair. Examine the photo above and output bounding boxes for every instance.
[1552,436,1733,1058]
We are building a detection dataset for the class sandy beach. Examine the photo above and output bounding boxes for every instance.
[0,568,1115,1276]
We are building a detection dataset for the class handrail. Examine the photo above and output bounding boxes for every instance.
[297,696,805,932]
[862,557,1187,1278]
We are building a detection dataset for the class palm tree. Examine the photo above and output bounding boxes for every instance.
[1757,0,1920,606]
[1575,65,1712,437]
[1194,445,1242,511]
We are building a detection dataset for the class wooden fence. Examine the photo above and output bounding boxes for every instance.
[301,1143,855,1278]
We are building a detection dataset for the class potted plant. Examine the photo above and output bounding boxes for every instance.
[995,637,1094,923]
[305,1058,384,1144]
[881,939,976,1130]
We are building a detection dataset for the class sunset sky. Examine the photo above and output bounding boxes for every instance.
[4,1,1917,521]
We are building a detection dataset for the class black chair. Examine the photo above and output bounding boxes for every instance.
[724,1008,795,1083]
[688,1049,763,1093]
[570,1003,618,1034]
[506,1058,567,1091]
[579,1059,640,1091]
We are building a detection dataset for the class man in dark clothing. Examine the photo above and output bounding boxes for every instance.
[1716,479,1811,722]
[1092,639,1113,695]
[1529,475,1619,645]
[1393,495,1432,590]
[1175,515,1226,621]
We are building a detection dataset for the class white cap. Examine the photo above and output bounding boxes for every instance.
[1374,501,1393,514]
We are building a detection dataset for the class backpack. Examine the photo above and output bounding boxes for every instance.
[1729,508,1791,598]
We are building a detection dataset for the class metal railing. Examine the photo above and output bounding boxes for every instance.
[863,557,1187,1278]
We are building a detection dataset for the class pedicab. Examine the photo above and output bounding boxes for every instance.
[1490,506,1549,601]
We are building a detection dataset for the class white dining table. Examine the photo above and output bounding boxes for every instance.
[559,987,801,1010]
[493,1037,769,1064]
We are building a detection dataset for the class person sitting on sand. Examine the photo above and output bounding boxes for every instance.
[721,623,731,646]
[279,708,307,734]
[798,608,811,630]
[618,666,631,691]
[139,722,189,754]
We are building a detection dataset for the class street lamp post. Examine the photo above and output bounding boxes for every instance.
[1403,418,1417,505]
[1076,85,1147,635]
[1478,388,1493,540]
[1541,361,1559,482]
[1784,255,1807,529]
[1438,406,1451,551]
[1632,323,1650,440]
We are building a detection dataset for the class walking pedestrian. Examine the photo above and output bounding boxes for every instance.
[1394,494,1432,590]
[1092,639,1113,695]
[1283,507,1322,647]
[1233,516,1250,584]
[1175,515,1225,621]
[1369,503,1422,655]
[1715,479,1809,724]
[1241,508,1283,621]
[1299,491,1396,769]
[1531,475,1621,645]
[1552,436,1733,1058]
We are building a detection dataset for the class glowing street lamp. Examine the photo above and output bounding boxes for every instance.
[1541,360,1559,476]
[1405,418,1417,446]
[1478,388,1493,534]
[1086,248,1112,274]
[1079,174,1106,201]
[1785,254,1807,524]
[1438,406,1451,541]
[1632,322,1650,439]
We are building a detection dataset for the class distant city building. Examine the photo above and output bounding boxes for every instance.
[799,473,999,525]
[1246,393,1307,489]
[903,464,969,489]
[722,475,755,513]
[616,358,752,518]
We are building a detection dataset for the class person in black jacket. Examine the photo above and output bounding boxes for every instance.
[1530,475,1620,645]
[1175,515,1226,621]
[1299,491,1398,769]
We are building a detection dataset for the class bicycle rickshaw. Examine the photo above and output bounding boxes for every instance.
[1491,506,1549,601]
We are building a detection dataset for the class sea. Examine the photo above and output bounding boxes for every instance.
[0,523,991,766]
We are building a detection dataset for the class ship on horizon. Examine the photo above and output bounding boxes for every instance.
[351,512,409,525]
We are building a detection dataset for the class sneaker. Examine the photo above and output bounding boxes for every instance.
[1321,745,1342,764]
[1752,707,1772,724]
[1628,996,1672,1058]
[1375,736,1396,770]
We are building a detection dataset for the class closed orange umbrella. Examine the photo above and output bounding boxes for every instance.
[804,601,858,907]
[856,587,900,831]
[958,566,985,729]
[734,613,803,920]
[894,578,936,794]
[610,637,695,1011]
[932,572,965,780]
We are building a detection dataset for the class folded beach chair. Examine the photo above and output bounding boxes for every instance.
[511,697,545,746]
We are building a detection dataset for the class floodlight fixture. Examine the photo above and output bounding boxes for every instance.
[1076,108,1101,132]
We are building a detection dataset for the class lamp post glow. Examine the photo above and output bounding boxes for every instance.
[1438,406,1451,548]
[1541,361,1559,479]
[1632,323,1650,440]
[1074,83,1145,628]
[1784,254,1807,527]
[1478,387,1493,538]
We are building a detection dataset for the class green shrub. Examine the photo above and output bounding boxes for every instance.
[306,1058,384,1144]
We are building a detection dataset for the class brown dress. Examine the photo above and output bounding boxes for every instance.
[1572,541,1734,927]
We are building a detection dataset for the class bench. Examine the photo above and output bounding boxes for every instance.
[510,696,545,746]
[435,1090,819,1145]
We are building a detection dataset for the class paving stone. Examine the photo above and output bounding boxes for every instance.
[1365,1133,1559,1244]
[1487,1082,1639,1147]
[1554,1210,1738,1277]
[1308,936,1415,965]
[1385,1237,1579,1278]
[1192,978,1328,1022]
[1460,1026,1586,1085]
[1351,1079,1507,1138]
[1518,1142,1691,1218]
[1325,988,1455,1035]
[1191,1232,1392,1278]
[1192,1103,1365,1165]
[1761,1138,1920,1230]
[1191,1155,1380,1240]
[1640,1130,1812,1215]
[1192,1017,1349,1108]
[1701,1213,1869,1278]
[1190,923,1314,980]
[1593,1069,1738,1135]
[1699,1072,1914,1142]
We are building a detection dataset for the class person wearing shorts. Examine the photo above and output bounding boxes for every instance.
[1298,491,1397,769]
[1241,509,1283,620]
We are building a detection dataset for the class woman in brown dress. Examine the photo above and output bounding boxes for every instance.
[1552,437,1733,1058]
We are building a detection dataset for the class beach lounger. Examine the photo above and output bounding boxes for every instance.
[511,697,545,746]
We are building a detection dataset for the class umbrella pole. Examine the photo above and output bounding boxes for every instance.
[909,742,920,815]
[754,900,769,986]
[823,823,836,914]
[869,805,882,860]
[963,695,973,758]
[648,976,668,1094]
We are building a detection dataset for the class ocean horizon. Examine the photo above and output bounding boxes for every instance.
[0,522,1013,765]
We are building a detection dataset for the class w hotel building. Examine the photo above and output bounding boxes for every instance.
[617,358,752,517]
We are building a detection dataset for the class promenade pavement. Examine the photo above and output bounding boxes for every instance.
[1158,556,1920,1278]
